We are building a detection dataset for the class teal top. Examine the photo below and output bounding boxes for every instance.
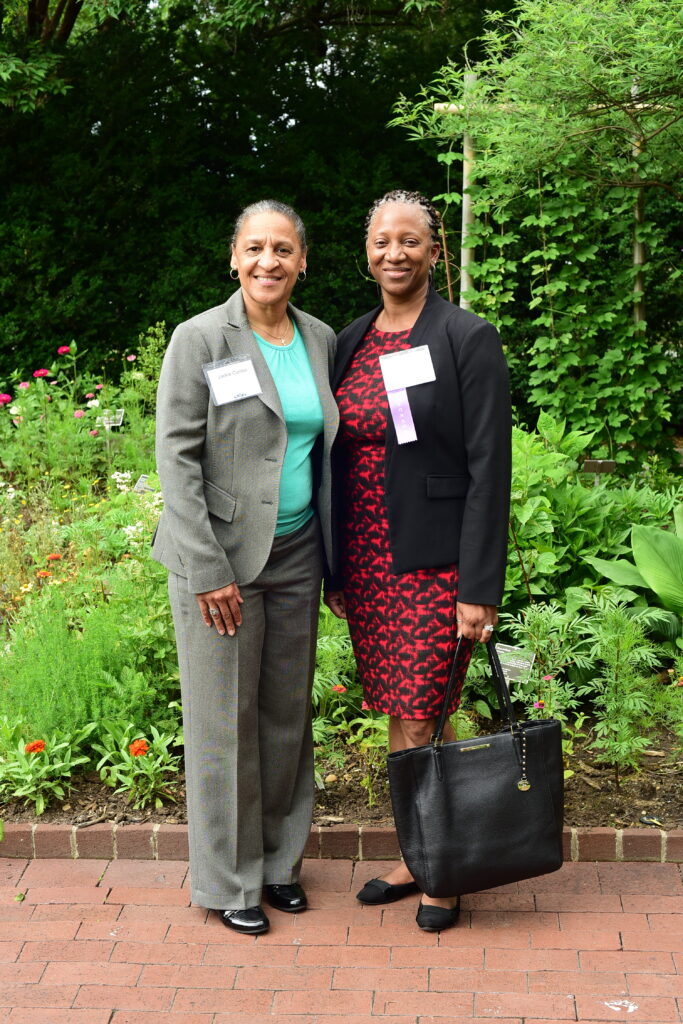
[254,322,324,536]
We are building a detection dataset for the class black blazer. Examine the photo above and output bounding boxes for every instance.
[329,288,511,606]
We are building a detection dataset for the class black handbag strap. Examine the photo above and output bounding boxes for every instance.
[433,632,519,744]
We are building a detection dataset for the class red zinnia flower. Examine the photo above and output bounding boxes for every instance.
[46,553,62,561]
[36,570,52,578]
[332,684,347,693]
[57,346,71,355]
[33,369,49,378]
[25,740,46,754]
[129,739,149,757]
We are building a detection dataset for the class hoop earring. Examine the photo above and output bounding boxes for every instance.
[298,269,307,282]
[229,267,239,280]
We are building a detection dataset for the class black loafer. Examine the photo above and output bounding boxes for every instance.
[264,883,308,913]
[415,897,461,932]
[356,877,420,905]
[218,906,270,934]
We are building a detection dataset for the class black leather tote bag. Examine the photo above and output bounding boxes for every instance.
[387,637,564,897]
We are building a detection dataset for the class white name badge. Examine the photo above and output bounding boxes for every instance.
[379,345,436,393]
[203,358,262,406]
[379,346,436,445]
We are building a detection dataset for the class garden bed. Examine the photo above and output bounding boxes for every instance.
[2,725,681,831]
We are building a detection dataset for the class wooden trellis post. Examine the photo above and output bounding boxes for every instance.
[434,71,477,311]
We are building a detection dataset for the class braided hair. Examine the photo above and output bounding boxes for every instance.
[364,189,441,245]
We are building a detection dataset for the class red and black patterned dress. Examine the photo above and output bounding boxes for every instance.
[336,325,472,720]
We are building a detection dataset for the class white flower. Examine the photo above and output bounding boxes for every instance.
[8,405,21,415]
[111,470,133,492]
[86,398,100,408]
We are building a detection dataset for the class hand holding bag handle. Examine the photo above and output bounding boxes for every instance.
[432,634,516,746]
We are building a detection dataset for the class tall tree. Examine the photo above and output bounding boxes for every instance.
[391,0,683,465]
[0,0,508,374]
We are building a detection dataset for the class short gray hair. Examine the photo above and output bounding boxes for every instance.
[231,199,307,250]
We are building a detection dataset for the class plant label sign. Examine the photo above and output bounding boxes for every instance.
[494,644,535,690]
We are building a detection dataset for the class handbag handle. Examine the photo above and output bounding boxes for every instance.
[432,632,519,745]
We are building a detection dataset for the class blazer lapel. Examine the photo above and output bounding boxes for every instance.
[220,289,284,421]
[332,303,381,391]
[293,307,340,450]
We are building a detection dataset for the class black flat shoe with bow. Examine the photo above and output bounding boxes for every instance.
[218,906,270,934]
[356,877,420,905]
[264,883,308,913]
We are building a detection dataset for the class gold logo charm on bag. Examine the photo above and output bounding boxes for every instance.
[517,728,531,791]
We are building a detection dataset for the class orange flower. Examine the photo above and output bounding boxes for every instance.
[25,740,46,754]
[332,684,347,693]
[129,739,149,757]
[36,570,52,578]
[46,553,62,561]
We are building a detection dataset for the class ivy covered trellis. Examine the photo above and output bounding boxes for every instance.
[391,0,683,469]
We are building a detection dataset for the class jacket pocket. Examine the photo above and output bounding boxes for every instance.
[203,478,237,522]
[426,475,469,499]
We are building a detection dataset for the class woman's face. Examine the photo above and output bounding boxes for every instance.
[366,203,440,301]
[231,211,306,309]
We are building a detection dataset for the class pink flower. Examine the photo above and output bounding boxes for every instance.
[534,700,545,709]
[85,392,95,399]
[57,345,71,355]
[126,354,137,362]
[18,381,30,389]
[95,383,104,390]
[73,409,85,418]
[0,393,12,405]
[542,675,553,681]
[89,429,99,436]
[33,369,49,378]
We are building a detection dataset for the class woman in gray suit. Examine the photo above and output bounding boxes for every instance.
[153,200,339,935]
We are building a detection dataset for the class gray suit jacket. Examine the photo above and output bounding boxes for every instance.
[152,289,339,593]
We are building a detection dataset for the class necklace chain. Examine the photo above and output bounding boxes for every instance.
[251,316,292,346]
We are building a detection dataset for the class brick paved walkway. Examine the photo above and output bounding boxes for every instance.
[1,855,682,1023]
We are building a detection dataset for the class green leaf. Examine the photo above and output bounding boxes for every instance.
[674,504,683,540]
[583,556,647,588]
[631,525,683,616]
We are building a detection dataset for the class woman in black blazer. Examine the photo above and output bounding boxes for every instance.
[325,189,511,932]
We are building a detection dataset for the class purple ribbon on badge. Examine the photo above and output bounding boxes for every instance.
[387,387,417,444]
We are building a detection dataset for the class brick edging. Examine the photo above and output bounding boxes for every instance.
[2,822,682,862]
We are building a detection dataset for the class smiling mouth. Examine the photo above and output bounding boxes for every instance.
[253,275,283,282]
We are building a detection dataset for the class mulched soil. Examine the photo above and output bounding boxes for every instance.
[2,723,681,831]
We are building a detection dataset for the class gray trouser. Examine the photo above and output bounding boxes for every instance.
[168,516,322,910]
